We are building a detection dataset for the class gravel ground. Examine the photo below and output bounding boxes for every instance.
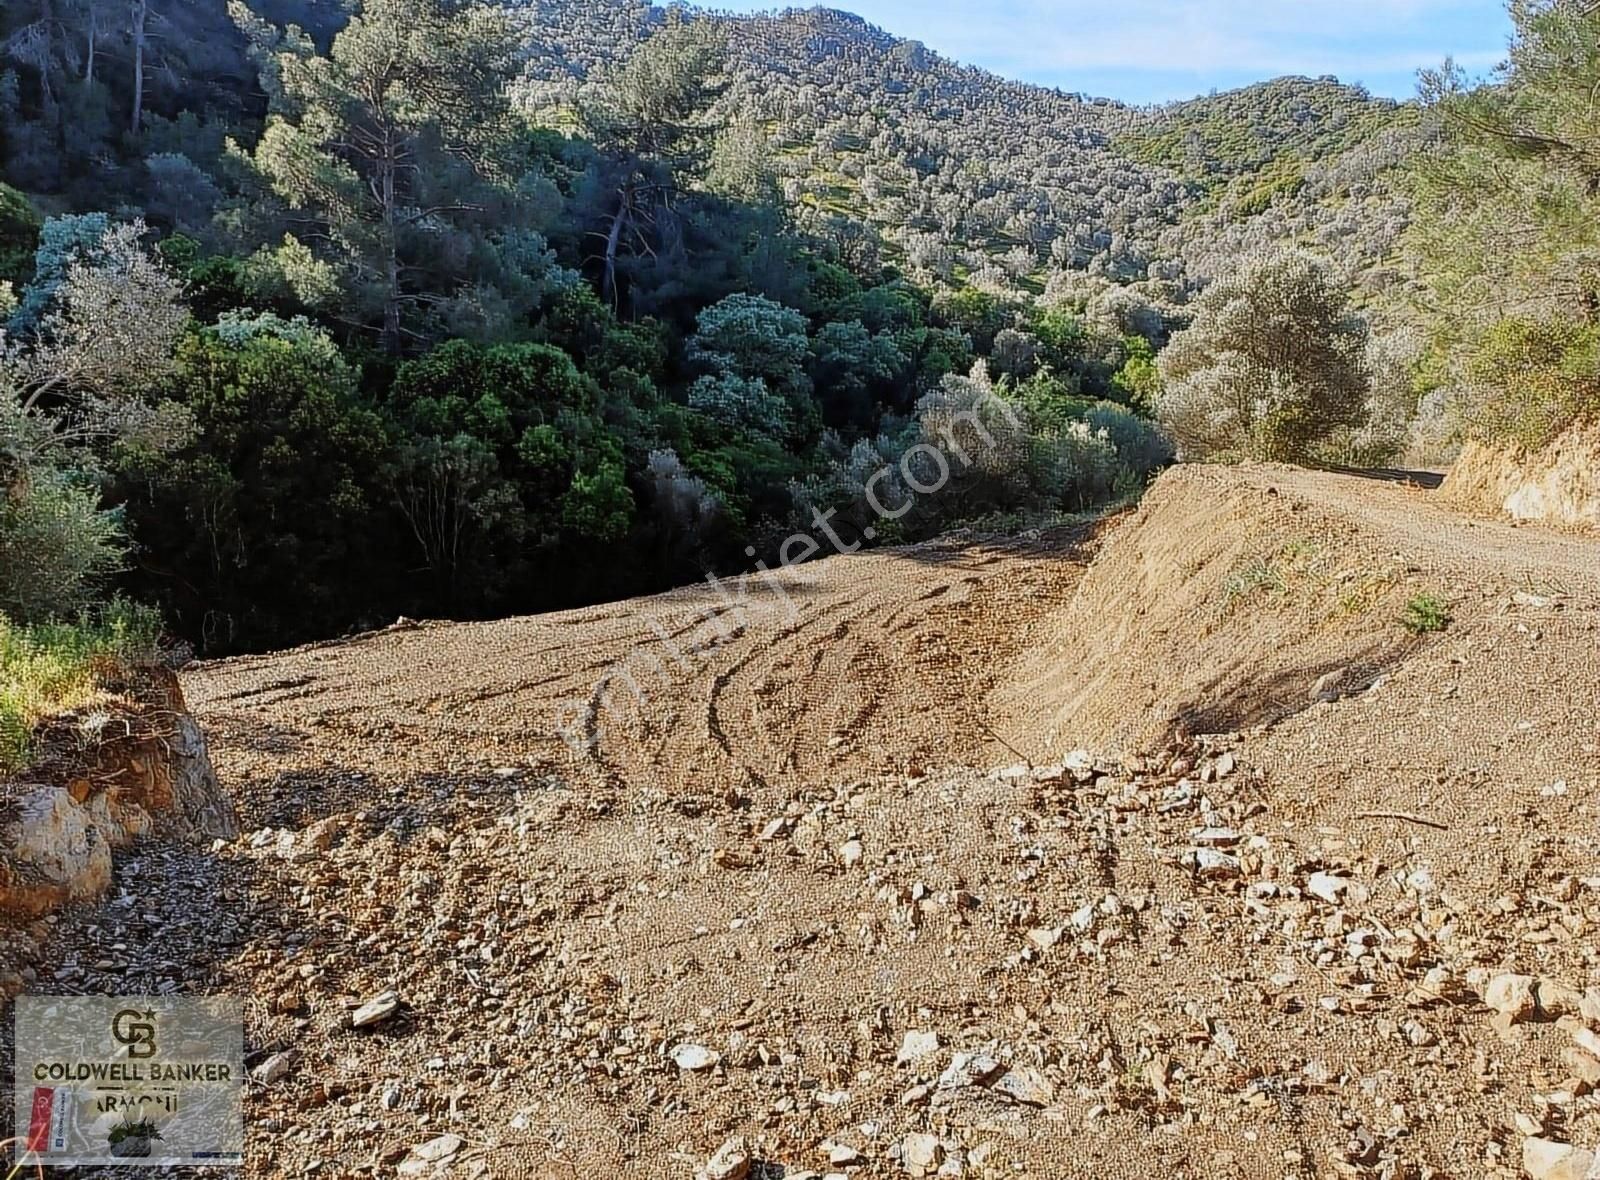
[7,465,1600,1180]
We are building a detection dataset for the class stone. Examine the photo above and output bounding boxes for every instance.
[1026,927,1063,951]
[839,840,864,869]
[397,1134,464,1173]
[1192,827,1242,848]
[301,816,344,853]
[1572,1027,1600,1062]
[1522,1137,1595,1180]
[671,1043,721,1072]
[252,1051,295,1085]
[992,1067,1054,1107]
[1540,979,1584,1018]
[901,1133,944,1176]
[1193,849,1242,879]
[1562,1047,1600,1088]
[1063,749,1096,782]
[758,818,790,842]
[700,1137,752,1180]
[1581,989,1600,1026]
[1214,752,1237,778]
[896,1030,940,1064]
[1307,872,1368,906]
[938,1052,1004,1090]
[1485,974,1538,1022]
[351,991,401,1029]
[826,1141,865,1166]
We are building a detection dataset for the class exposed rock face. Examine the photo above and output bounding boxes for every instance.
[0,669,236,932]
[1442,425,1600,531]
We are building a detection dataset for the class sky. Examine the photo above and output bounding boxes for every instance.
[708,0,1515,104]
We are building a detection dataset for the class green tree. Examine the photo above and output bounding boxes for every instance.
[385,340,633,612]
[117,313,392,650]
[1156,248,1369,461]
[228,0,543,349]
[575,12,726,307]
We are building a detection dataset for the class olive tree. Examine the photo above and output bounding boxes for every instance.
[1156,248,1368,461]
[0,218,189,620]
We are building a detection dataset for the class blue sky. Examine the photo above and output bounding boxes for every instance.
[709,1,1514,104]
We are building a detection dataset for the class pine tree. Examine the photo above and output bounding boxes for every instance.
[228,0,528,350]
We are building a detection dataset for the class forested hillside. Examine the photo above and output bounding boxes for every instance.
[0,0,1593,685]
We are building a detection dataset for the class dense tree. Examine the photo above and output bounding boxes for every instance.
[571,12,726,308]
[1,218,189,621]
[385,339,632,612]
[117,313,392,649]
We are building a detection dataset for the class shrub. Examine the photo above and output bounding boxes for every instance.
[1402,594,1451,635]
[0,470,125,625]
[0,602,161,772]
[0,182,41,289]
[1463,318,1600,450]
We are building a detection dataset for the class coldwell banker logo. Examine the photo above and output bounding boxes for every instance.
[112,1009,158,1059]
[14,996,243,1167]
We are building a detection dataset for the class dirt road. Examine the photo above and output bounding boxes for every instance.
[19,466,1600,1179]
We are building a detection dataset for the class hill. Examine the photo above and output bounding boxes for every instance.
[519,1,1422,302]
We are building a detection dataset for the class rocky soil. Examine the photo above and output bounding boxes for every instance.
[5,465,1599,1179]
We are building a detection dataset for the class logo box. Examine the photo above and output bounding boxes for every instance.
[13,996,243,1167]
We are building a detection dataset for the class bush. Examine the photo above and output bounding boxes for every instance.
[1463,318,1600,450]
[0,470,125,625]
[0,602,161,772]
[1402,594,1451,635]
[0,182,41,289]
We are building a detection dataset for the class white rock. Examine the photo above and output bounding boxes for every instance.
[1063,749,1096,781]
[251,1051,294,1085]
[1485,973,1538,1021]
[896,1030,940,1064]
[1539,978,1584,1018]
[1307,872,1368,906]
[351,991,401,1029]
[839,839,864,869]
[1191,827,1242,848]
[700,1136,753,1180]
[1027,927,1063,950]
[826,1141,865,1166]
[396,1133,464,1174]
[938,1052,1004,1090]
[992,1066,1054,1107]
[901,1132,944,1175]
[1572,1026,1600,1062]
[671,1043,721,1072]
[1522,1137,1595,1180]
[1193,849,1242,879]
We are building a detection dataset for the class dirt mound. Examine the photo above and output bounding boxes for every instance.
[1441,424,1600,531]
[7,465,1600,1179]
[1001,463,1600,758]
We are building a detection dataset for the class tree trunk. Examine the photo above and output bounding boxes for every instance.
[129,0,146,133]
[379,134,402,353]
[84,3,96,85]
[602,188,628,310]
